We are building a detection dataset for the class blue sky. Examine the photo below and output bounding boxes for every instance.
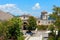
[0,0,60,17]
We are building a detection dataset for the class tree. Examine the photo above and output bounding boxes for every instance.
[0,22,4,36]
[50,6,60,19]
[0,21,9,40]
[49,6,60,39]
[48,35,55,40]
[49,6,60,30]
[27,16,37,30]
[58,37,60,40]
[48,25,54,31]
[6,17,23,40]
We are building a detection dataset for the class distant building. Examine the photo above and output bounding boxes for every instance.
[19,14,32,30]
[19,11,54,26]
[19,11,55,29]
[19,14,31,22]
[37,11,54,25]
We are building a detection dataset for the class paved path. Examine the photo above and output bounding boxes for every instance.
[27,31,43,40]
[28,35,42,40]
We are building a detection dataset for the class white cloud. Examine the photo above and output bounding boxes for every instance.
[0,4,16,10]
[32,3,40,10]
[0,4,24,15]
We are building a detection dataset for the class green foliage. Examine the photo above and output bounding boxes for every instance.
[53,6,60,13]
[0,18,22,40]
[58,37,60,40]
[54,20,60,30]
[17,36,25,40]
[27,16,37,30]
[49,6,60,40]
[6,17,23,40]
[49,6,60,30]
[0,21,8,36]
[0,17,24,40]
[37,25,48,30]
[48,36,55,40]
[48,25,54,31]
[0,22,3,36]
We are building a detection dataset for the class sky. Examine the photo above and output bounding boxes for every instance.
[0,0,60,17]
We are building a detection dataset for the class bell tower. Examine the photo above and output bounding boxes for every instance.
[41,11,48,20]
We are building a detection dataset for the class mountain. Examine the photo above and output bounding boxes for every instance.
[0,10,13,21]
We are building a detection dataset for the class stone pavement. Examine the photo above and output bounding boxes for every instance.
[28,35,42,40]
[25,31,43,40]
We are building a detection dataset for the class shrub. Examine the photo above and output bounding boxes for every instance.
[37,25,48,30]
[48,35,55,40]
